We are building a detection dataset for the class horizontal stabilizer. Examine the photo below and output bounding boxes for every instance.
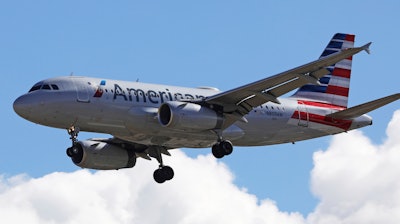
[327,93,400,119]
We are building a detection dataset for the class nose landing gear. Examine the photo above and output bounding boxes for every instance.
[66,126,80,157]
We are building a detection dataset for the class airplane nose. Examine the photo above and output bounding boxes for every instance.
[13,95,32,118]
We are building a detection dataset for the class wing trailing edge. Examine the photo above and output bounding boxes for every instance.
[326,93,400,119]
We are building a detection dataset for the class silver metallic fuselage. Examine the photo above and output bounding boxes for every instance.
[13,76,372,149]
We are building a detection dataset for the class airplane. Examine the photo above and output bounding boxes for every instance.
[13,33,400,183]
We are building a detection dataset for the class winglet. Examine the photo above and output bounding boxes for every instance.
[363,42,372,54]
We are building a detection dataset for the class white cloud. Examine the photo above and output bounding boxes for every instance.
[0,151,305,224]
[1,110,400,224]
[308,110,400,224]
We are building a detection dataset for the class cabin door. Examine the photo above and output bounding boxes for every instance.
[297,101,309,127]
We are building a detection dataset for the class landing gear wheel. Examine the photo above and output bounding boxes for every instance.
[211,140,234,159]
[66,147,73,157]
[68,144,84,164]
[153,166,175,184]
[163,166,174,181]
[153,168,166,184]
[212,144,225,159]
[221,140,233,155]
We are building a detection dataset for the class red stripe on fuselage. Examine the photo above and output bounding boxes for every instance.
[298,100,347,110]
[291,111,352,130]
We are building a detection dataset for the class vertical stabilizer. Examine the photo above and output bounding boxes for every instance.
[292,33,355,108]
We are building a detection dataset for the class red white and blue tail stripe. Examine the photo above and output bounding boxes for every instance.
[292,33,355,108]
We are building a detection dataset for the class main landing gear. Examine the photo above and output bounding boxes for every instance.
[153,139,233,183]
[150,147,174,184]
[211,140,233,159]
[153,154,174,184]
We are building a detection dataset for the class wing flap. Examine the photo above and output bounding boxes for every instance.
[327,93,400,119]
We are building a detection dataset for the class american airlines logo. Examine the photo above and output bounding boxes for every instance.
[93,80,106,98]
[92,80,206,104]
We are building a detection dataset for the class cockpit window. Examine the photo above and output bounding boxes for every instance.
[28,82,60,92]
[42,84,51,90]
[29,84,42,92]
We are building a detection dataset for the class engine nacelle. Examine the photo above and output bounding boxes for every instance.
[68,140,136,170]
[158,101,223,130]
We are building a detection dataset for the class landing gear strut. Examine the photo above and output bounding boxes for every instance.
[66,126,80,157]
[211,140,233,159]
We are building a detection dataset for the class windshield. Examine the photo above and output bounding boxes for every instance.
[28,81,60,92]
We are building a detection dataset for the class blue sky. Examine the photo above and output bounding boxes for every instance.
[1,1,400,221]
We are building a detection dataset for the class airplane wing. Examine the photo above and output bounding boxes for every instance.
[203,42,372,129]
[92,137,172,161]
[327,93,400,119]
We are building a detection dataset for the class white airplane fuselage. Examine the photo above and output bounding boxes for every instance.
[14,76,372,149]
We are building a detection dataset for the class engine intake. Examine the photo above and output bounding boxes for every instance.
[158,101,223,130]
[68,140,136,170]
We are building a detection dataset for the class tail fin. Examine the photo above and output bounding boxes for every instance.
[292,33,355,108]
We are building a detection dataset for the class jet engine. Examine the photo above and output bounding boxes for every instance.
[157,101,223,130]
[67,140,136,170]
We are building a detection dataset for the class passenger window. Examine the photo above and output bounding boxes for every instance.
[51,84,59,90]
